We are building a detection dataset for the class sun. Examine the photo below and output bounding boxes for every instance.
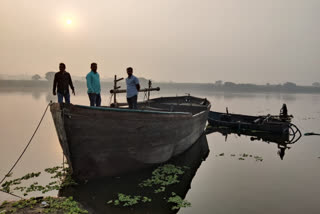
[66,19,72,25]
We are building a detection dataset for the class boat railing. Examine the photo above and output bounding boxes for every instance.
[109,75,160,107]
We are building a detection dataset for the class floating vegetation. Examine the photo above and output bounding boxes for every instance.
[0,166,87,213]
[1,172,41,194]
[0,166,76,197]
[5,172,12,178]
[253,156,263,162]
[242,153,249,157]
[167,192,191,210]
[107,193,152,207]
[139,164,185,193]
[0,196,88,214]
[300,117,316,121]
[107,164,190,210]
[216,153,263,162]
[0,201,9,210]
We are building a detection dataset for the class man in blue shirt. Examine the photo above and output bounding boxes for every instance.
[86,63,101,106]
[126,67,140,109]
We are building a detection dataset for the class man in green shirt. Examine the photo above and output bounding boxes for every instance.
[86,63,101,106]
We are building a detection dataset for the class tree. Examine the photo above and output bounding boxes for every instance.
[31,74,41,80]
[283,82,296,87]
[215,80,223,86]
[312,82,320,87]
[224,82,237,87]
[45,72,56,81]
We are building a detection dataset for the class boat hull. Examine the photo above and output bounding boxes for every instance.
[58,134,209,214]
[50,96,210,181]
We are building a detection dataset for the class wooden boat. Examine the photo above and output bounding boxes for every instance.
[50,95,210,181]
[206,126,289,143]
[59,134,209,214]
[205,126,301,160]
[207,111,291,135]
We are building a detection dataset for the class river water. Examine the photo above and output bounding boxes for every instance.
[0,88,319,214]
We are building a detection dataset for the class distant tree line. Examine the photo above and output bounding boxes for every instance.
[32,74,41,80]
[2,72,320,94]
[30,72,56,81]
[210,80,320,93]
[212,80,320,88]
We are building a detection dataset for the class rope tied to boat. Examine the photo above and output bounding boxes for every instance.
[0,102,51,199]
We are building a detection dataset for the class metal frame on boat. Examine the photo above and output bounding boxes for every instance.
[207,111,292,135]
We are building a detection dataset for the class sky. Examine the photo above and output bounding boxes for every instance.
[0,0,319,84]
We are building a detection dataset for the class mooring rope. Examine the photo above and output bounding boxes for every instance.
[0,190,23,199]
[0,103,50,199]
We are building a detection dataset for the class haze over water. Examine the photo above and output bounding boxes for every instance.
[1,0,320,84]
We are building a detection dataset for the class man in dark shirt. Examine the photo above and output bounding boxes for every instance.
[53,63,75,104]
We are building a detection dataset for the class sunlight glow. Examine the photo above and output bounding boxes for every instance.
[66,19,72,25]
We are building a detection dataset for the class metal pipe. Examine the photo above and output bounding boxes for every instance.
[110,87,160,94]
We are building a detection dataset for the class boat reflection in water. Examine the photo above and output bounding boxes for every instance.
[59,134,209,214]
[206,125,301,160]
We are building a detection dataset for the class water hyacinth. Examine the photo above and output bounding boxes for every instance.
[0,197,88,214]
[107,193,152,207]
[107,164,190,210]
[167,192,191,210]
[216,152,263,162]
[0,165,76,196]
[139,164,185,190]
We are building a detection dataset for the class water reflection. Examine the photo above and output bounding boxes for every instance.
[59,134,209,214]
[206,126,301,160]
[31,91,41,100]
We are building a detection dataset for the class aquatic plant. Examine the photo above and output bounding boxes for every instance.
[0,165,76,196]
[43,196,88,214]
[254,156,263,162]
[0,197,88,214]
[107,193,151,207]
[242,153,249,157]
[0,200,9,208]
[1,172,41,193]
[107,164,189,209]
[218,153,263,162]
[4,172,12,178]
[167,192,191,210]
[139,164,185,193]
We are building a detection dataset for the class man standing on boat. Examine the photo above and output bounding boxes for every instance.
[86,63,101,107]
[126,67,140,109]
[52,63,75,104]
